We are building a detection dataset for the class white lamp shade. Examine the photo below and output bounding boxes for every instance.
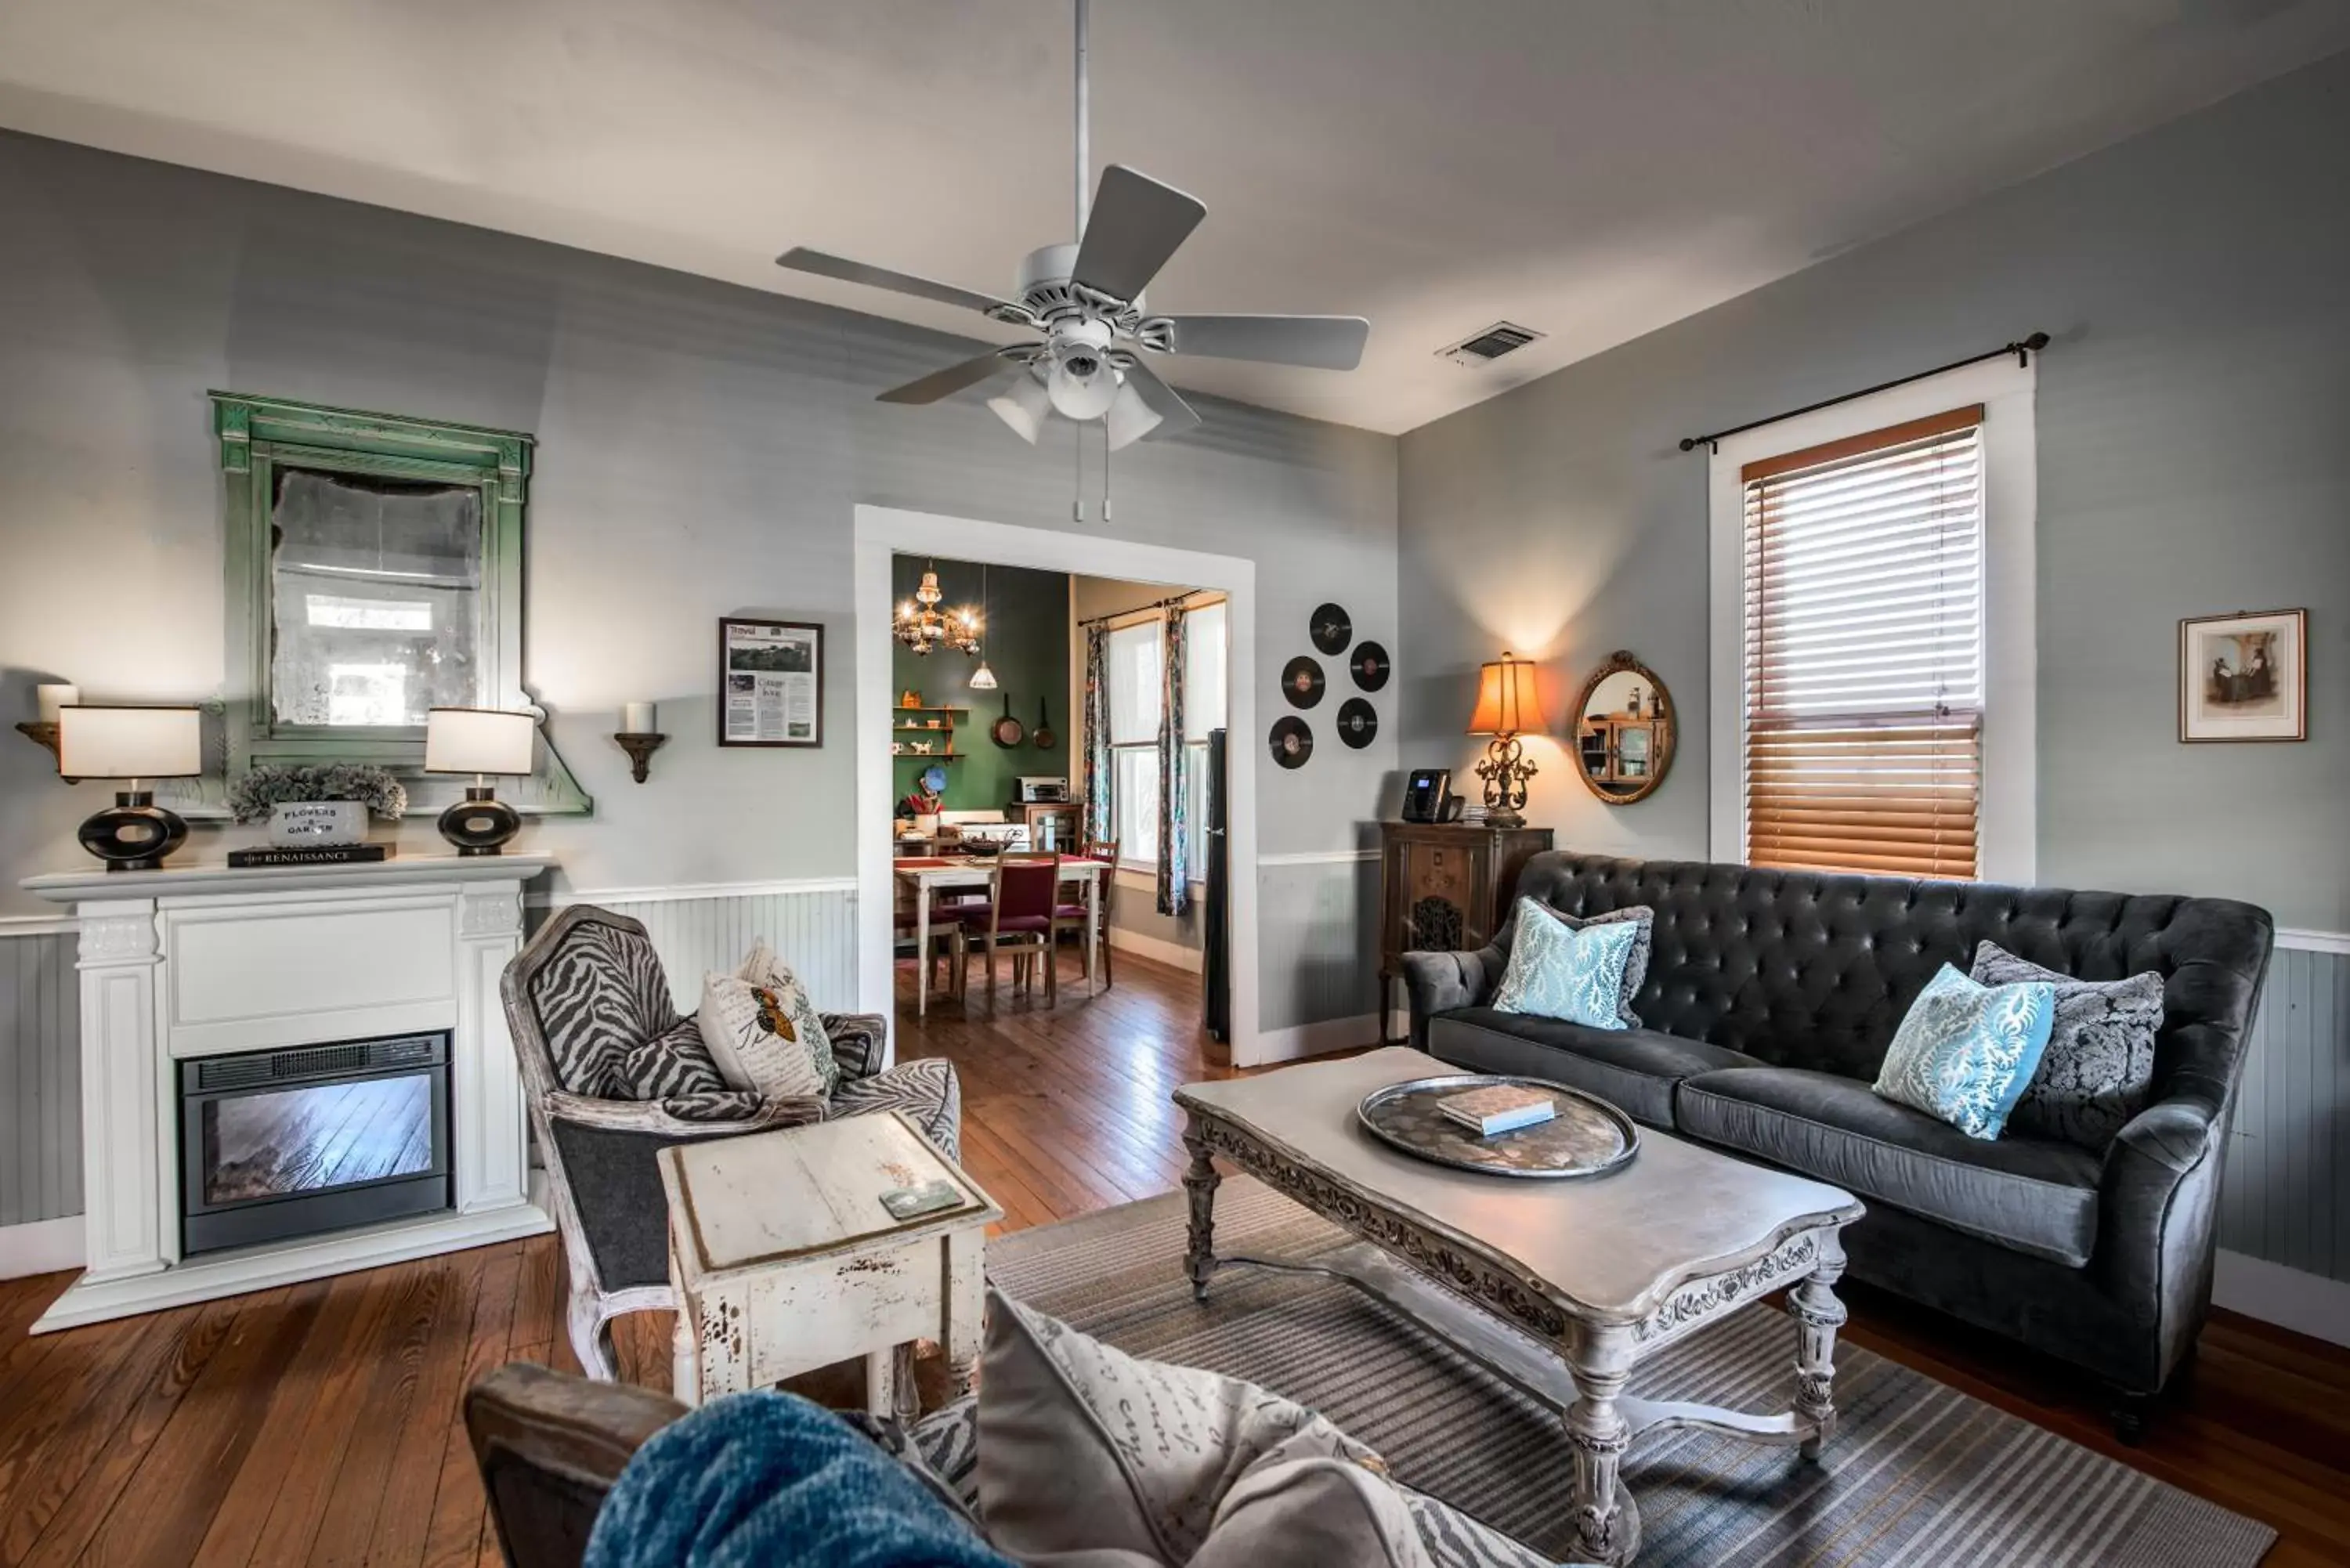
[1105,377,1164,451]
[57,706,203,779]
[1047,359,1119,421]
[986,373,1051,444]
[424,707,537,776]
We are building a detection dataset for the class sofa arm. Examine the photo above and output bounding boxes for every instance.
[1401,946,1502,1048]
[2094,1088,2231,1392]
[543,1088,826,1139]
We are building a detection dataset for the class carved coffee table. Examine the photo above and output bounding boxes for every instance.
[1175,1047,1863,1566]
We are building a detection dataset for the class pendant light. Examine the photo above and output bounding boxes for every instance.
[967,562,1000,690]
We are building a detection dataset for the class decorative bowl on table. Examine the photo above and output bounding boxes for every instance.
[1355,1074,1639,1179]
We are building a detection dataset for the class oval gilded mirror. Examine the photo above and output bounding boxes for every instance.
[1571,652,1674,804]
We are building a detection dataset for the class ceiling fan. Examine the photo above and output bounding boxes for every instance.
[776,0,1368,451]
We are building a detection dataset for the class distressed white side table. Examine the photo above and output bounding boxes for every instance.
[656,1110,999,1414]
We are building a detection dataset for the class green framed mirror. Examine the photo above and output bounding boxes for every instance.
[212,392,588,815]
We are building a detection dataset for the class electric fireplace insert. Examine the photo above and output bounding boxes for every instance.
[179,1031,452,1255]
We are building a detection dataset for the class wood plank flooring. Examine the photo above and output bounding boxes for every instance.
[0,948,2344,1563]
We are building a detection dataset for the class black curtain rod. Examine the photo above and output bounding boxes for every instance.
[1678,333,2049,455]
[1078,588,1218,627]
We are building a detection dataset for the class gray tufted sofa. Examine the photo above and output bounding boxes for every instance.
[1403,851,2272,1435]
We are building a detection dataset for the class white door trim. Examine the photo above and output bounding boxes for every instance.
[853,506,1263,1065]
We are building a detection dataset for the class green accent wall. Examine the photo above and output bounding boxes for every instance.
[891,555,1069,813]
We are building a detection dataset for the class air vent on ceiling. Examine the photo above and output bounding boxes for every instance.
[1438,321,1545,368]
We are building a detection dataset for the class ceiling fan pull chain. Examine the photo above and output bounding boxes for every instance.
[1072,417,1086,522]
[1102,418,1114,522]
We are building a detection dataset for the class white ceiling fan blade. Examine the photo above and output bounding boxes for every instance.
[877,352,1023,406]
[1157,314,1370,370]
[776,247,1016,316]
[1071,166,1206,302]
[1116,359,1202,443]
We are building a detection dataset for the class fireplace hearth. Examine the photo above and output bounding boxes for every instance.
[180,1033,452,1255]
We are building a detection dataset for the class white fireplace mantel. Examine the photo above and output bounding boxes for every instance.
[22,853,557,1331]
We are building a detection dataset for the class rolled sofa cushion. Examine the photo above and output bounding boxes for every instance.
[1971,940,2164,1151]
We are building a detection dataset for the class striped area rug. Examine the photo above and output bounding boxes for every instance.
[989,1178,2274,1567]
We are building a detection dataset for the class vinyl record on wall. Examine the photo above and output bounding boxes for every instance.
[1310,603,1353,656]
[1336,697,1378,748]
[1349,641,1391,692]
[1269,715,1314,769]
[1281,655,1327,709]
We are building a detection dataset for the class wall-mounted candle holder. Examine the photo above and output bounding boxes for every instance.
[14,721,80,782]
[615,732,667,783]
[19,683,83,781]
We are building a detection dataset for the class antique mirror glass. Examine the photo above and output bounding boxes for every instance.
[213,391,588,814]
[269,468,485,728]
[1572,652,1675,804]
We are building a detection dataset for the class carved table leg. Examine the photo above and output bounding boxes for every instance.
[1182,1117,1221,1302]
[1564,1323,1642,1568]
[1790,1228,1848,1461]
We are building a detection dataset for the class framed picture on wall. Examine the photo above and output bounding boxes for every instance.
[2179,608,2305,742]
[719,618,824,747]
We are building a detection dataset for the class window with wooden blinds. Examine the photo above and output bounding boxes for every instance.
[1741,405,1985,880]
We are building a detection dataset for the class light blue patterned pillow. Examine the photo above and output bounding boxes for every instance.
[1491,898,1640,1031]
[1872,963,2058,1140]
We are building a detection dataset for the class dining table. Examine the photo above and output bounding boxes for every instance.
[893,854,1114,1017]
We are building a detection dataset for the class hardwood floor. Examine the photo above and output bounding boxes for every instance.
[0,948,2344,1564]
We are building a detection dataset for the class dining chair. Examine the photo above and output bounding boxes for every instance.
[1054,839,1119,989]
[958,851,1061,1006]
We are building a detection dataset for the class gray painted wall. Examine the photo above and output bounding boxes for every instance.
[0,126,1396,999]
[1397,50,2349,934]
[1396,52,2350,1286]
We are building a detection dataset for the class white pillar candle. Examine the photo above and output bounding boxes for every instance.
[621,701,656,735]
[34,683,78,723]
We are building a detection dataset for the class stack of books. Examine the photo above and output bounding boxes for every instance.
[1440,1083,1557,1137]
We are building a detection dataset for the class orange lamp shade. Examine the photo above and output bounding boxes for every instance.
[1467,653,1546,736]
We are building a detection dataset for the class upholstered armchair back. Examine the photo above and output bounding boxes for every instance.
[1505,853,2273,1093]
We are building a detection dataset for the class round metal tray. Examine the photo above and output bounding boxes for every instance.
[1355,1074,1640,1180]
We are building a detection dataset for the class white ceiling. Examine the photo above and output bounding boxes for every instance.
[2,1,2345,435]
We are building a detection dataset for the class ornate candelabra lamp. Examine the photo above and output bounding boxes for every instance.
[1467,652,1546,829]
[892,562,982,658]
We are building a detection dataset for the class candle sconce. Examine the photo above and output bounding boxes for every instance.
[614,732,668,784]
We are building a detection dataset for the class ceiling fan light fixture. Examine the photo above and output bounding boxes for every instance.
[1105,377,1163,451]
[1047,359,1119,421]
[986,371,1052,444]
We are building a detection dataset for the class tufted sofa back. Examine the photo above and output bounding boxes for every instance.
[1506,852,2273,1094]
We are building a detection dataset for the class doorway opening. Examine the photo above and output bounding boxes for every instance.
[854,508,1260,1066]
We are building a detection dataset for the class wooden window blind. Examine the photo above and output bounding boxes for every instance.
[1741,405,1985,880]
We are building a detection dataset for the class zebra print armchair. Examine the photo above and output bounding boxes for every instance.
[501,904,961,1381]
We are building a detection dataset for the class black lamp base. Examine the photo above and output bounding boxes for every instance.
[436,786,521,857]
[79,790,190,871]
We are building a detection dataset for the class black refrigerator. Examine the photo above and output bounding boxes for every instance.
[1202,727,1231,1042]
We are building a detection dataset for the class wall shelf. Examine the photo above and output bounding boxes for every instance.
[893,752,964,761]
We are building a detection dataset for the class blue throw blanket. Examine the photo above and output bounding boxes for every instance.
[586,1391,1012,1568]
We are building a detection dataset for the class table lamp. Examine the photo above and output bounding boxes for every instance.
[58,706,204,870]
[1466,652,1545,829]
[425,707,537,855]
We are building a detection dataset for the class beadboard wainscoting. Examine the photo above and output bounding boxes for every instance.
[1254,851,1383,1057]
[2218,935,2350,1295]
[531,879,860,1017]
[5,909,2348,1316]
[0,920,78,1232]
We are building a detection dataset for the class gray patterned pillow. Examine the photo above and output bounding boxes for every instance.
[1970,941,2164,1151]
[1528,904,1653,1028]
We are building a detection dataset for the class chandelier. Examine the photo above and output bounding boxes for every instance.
[894,562,982,658]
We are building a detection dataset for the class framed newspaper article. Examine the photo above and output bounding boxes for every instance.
[718,618,824,747]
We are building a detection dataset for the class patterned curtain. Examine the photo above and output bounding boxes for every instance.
[1082,623,1113,846]
[1157,602,1191,916]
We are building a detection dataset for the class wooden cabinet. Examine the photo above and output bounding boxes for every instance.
[1376,822,1553,1041]
[1006,800,1082,851]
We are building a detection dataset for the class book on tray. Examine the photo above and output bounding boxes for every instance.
[1439,1083,1557,1137]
